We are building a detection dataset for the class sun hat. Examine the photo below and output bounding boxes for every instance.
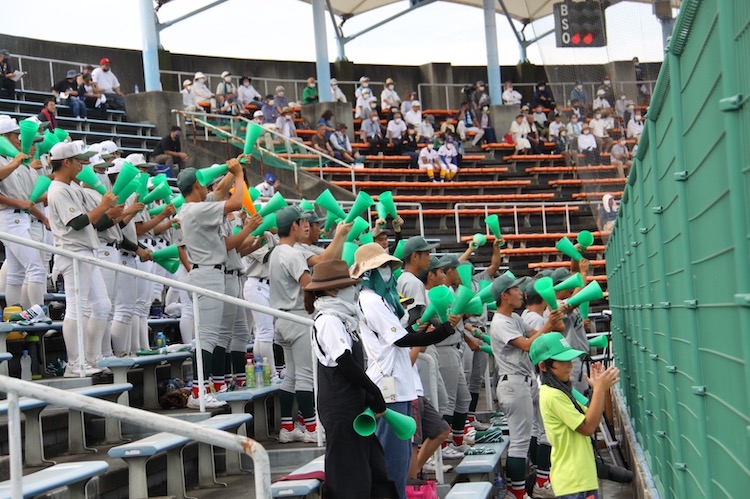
[529,332,586,366]
[350,243,402,279]
[304,260,361,292]
[193,72,207,81]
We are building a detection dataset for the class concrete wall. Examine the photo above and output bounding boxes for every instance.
[125,91,183,137]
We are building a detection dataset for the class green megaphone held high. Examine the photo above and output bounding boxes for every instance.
[315,189,347,220]
[375,202,388,223]
[54,128,69,142]
[471,233,487,249]
[116,176,141,204]
[554,272,583,291]
[485,214,503,245]
[324,210,341,233]
[346,217,370,243]
[414,285,454,328]
[111,161,140,196]
[577,230,594,250]
[393,240,406,260]
[244,123,264,154]
[196,164,229,187]
[359,233,374,245]
[258,192,288,217]
[342,241,358,267]
[566,281,604,308]
[378,191,398,218]
[556,237,583,261]
[450,285,476,315]
[35,130,59,159]
[344,191,374,223]
[456,262,474,288]
[533,277,559,311]
[19,119,39,156]
[589,334,608,349]
[477,282,496,304]
[251,213,277,237]
[299,199,315,212]
[29,176,52,203]
[141,182,173,204]
[76,168,107,195]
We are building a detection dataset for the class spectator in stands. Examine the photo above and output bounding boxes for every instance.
[610,137,631,178]
[502,81,523,106]
[401,90,415,115]
[470,81,490,116]
[419,141,447,182]
[532,104,549,137]
[478,105,497,144]
[256,173,278,198]
[510,115,531,154]
[417,114,435,144]
[568,99,582,120]
[404,100,422,127]
[361,110,387,155]
[151,126,188,174]
[566,114,582,148]
[180,79,199,112]
[525,115,544,154]
[633,57,651,105]
[218,94,243,116]
[437,136,460,178]
[237,76,262,108]
[598,75,615,106]
[330,123,360,164]
[261,95,279,124]
[597,194,618,233]
[355,76,370,99]
[386,112,407,155]
[316,110,335,139]
[569,81,589,112]
[592,89,611,111]
[216,71,237,101]
[627,112,644,139]
[457,101,484,145]
[78,73,106,111]
[589,110,612,154]
[274,86,289,114]
[53,69,87,119]
[381,78,400,116]
[302,77,319,105]
[276,107,300,151]
[400,124,419,167]
[549,114,564,142]
[91,58,126,110]
[533,81,555,109]
[440,118,456,137]
[0,49,19,98]
[622,101,635,129]
[76,65,94,87]
[37,98,58,131]
[190,72,215,112]
[577,125,599,165]
[330,78,347,103]
[355,88,374,120]
[557,128,577,166]
[311,123,335,158]
[615,93,628,120]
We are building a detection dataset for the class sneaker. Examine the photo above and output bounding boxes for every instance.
[464,428,476,446]
[532,481,555,498]
[470,420,491,431]
[186,392,227,410]
[422,456,453,473]
[441,444,465,460]
[302,429,320,444]
[63,363,102,378]
[278,427,305,443]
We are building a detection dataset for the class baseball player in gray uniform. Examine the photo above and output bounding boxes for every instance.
[178,158,245,409]
[489,273,564,499]
[243,235,276,378]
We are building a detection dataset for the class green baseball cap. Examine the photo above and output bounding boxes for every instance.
[438,254,460,269]
[276,205,311,232]
[530,332,586,366]
[305,211,323,224]
[551,268,572,285]
[402,236,438,260]
[490,274,525,300]
[177,167,198,194]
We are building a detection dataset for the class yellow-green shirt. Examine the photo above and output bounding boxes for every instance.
[539,385,598,496]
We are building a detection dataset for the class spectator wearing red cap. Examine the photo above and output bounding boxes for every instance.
[91,58,126,111]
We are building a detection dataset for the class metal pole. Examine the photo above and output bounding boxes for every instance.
[139,0,162,92]
[72,259,85,377]
[192,291,206,413]
[312,0,333,103]
[7,392,22,499]
[483,0,503,105]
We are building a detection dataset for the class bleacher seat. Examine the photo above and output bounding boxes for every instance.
[0,461,108,499]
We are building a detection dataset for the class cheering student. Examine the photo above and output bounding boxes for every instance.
[531,333,620,499]
[304,260,397,499]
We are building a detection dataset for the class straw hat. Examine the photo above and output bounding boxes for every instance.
[350,243,402,279]
[304,260,361,291]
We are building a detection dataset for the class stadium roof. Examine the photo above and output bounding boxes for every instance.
[300,0,682,23]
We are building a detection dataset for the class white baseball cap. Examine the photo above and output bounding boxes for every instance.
[89,154,113,169]
[253,110,264,118]
[50,141,96,161]
[124,153,155,167]
[107,157,126,174]
[97,140,119,158]
[411,100,421,107]
[194,72,207,81]
[220,71,231,78]
[0,116,20,134]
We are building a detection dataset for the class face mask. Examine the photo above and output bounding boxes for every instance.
[377,266,392,283]
[175,134,182,140]
[408,129,415,135]
[371,116,379,122]
[309,83,316,88]
[388,85,394,90]
[583,130,590,134]
[395,118,401,124]
[604,80,611,85]
[332,84,338,89]
[635,115,642,121]
[362,83,369,88]
[243,82,250,87]
[370,103,378,108]
[224,76,232,82]
[278,91,285,97]
[595,114,601,119]
[427,143,433,149]
[268,99,275,106]
[576,85,582,90]
[539,86,545,91]
[337,285,359,303]
[103,67,110,72]
[479,86,485,91]
[285,114,291,119]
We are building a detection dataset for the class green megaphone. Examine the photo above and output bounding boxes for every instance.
[244,123,264,154]
[170,194,185,210]
[258,192,288,217]
[344,191,374,223]
[383,408,417,440]
[503,270,516,280]
[35,130,59,159]
[346,216,370,242]
[342,241,358,267]
[477,281,495,304]
[554,272,583,291]
[29,176,52,203]
[0,136,20,158]
[111,161,140,196]
[470,233,487,249]
[76,167,107,195]
[566,281,604,308]
[480,345,493,354]
[155,259,181,274]
[579,300,590,320]
[54,128,69,142]
[324,210,342,233]
[353,408,377,437]
[456,262,474,287]
[299,199,315,212]
[19,119,39,156]
[572,388,589,406]
[251,213,277,237]
[116,176,141,204]
[589,334,608,349]
[533,277,559,310]
[378,191,398,218]
[249,186,261,201]
[485,214,503,245]
[375,202,388,223]
[196,164,229,187]
[577,230,594,250]
[414,285,454,328]
[315,189,347,220]
[359,233,374,244]
[450,285,476,315]
[141,182,173,204]
[152,245,179,261]
[136,173,149,199]
[393,240,406,260]
[556,237,583,261]
[151,173,169,186]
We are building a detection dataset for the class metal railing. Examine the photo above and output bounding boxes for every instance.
[0,375,272,498]
[453,201,589,242]
[11,53,98,92]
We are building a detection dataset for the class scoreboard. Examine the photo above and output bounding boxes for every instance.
[553,0,608,48]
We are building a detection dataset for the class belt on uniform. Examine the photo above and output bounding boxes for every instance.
[193,264,224,271]
[500,374,530,384]
[157,238,166,244]
[437,343,462,349]
[121,249,136,258]
[12,209,22,214]
[225,269,241,277]
[258,277,269,285]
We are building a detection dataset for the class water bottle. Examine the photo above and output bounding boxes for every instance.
[262,357,271,386]
[151,299,163,318]
[20,350,32,381]
[254,360,264,388]
[154,332,167,349]
[134,84,139,94]
[245,359,255,389]
[186,376,194,389]
[492,471,504,496]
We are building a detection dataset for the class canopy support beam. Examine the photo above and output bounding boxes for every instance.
[312,0,333,102]
[483,0,503,104]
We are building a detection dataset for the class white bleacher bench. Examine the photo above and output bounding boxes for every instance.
[108,413,252,499]
[97,351,192,409]
[454,440,510,482]
[0,460,108,499]
[216,385,281,439]
[0,383,132,467]
[445,481,494,498]
[271,454,325,498]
